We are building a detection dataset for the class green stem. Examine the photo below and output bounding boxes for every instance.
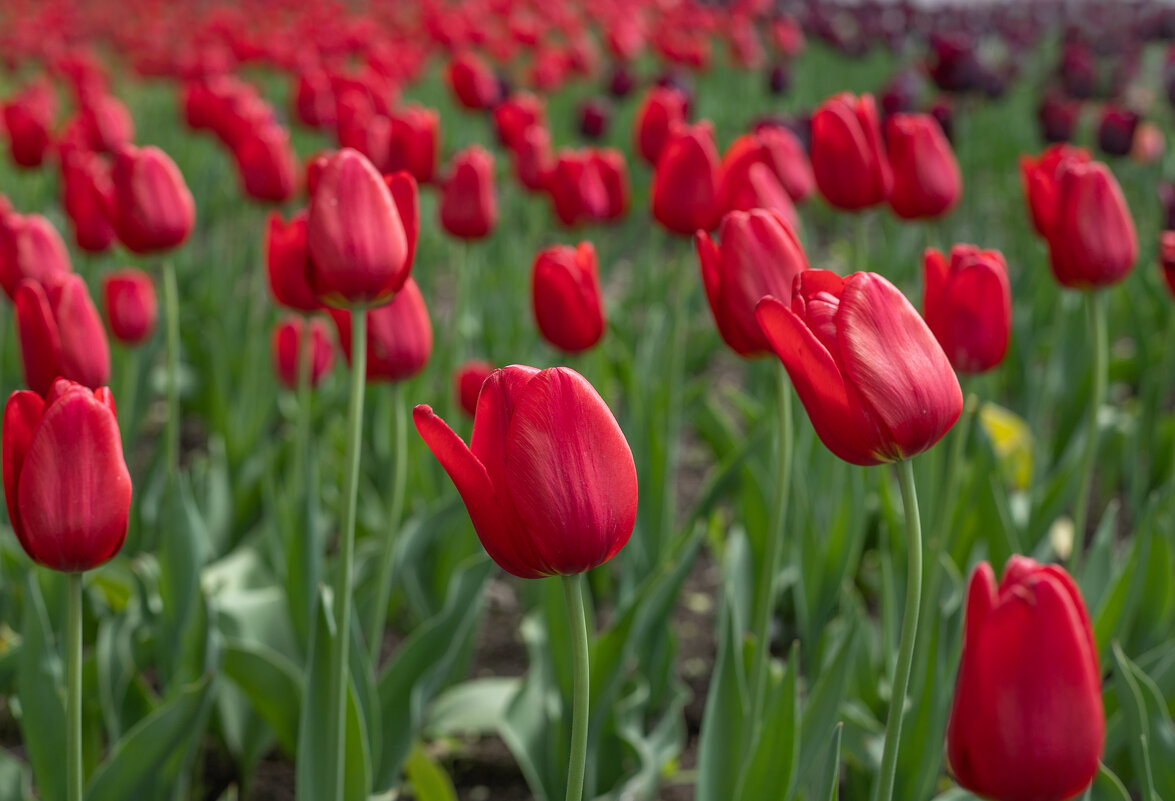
[66,572,83,801]
[562,574,590,801]
[368,382,407,657]
[329,307,368,801]
[1070,290,1107,575]
[659,242,689,554]
[163,260,180,477]
[745,363,793,748]
[875,460,924,801]
[293,314,316,646]
[924,393,977,617]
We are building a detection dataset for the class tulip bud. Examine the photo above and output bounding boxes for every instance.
[447,51,500,111]
[651,122,721,235]
[810,92,891,211]
[3,379,131,572]
[329,277,431,382]
[634,86,689,165]
[307,148,413,307]
[78,94,135,154]
[922,246,1011,373]
[947,557,1103,801]
[1038,93,1081,144]
[886,113,962,220]
[547,151,610,228]
[514,125,553,193]
[16,275,111,397]
[756,270,962,465]
[493,92,545,151]
[767,63,791,95]
[532,242,606,353]
[591,148,630,221]
[61,152,116,253]
[414,365,638,578]
[0,213,73,301]
[1046,160,1137,289]
[264,211,319,312]
[271,316,334,389]
[387,105,439,184]
[294,69,336,129]
[454,359,494,417]
[3,89,53,168]
[440,146,498,240]
[696,209,809,357]
[112,144,196,254]
[607,66,636,98]
[102,268,158,346]
[1019,143,1091,239]
[235,123,298,203]
[579,98,611,140]
[1096,106,1139,157]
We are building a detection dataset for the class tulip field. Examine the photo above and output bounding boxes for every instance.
[3,0,1175,800]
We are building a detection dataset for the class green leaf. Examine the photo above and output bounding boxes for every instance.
[16,574,65,801]
[222,639,302,754]
[815,723,843,801]
[734,641,800,801]
[799,618,857,774]
[1090,761,1132,801]
[84,674,212,801]
[1110,643,1160,801]
[155,477,208,689]
[0,714,33,800]
[404,742,458,801]
[427,677,519,738]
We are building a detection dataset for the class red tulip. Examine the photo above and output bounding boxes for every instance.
[387,105,439,184]
[696,209,808,357]
[922,246,1011,373]
[1019,144,1091,239]
[1046,160,1137,289]
[265,211,319,313]
[532,241,605,353]
[454,359,494,417]
[720,161,798,231]
[78,94,135,154]
[651,122,721,235]
[235,123,298,203]
[307,148,413,307]
[3,379,131,572]
[547,151,610,228]
[3,89,53,168]
[591,148,629,221]
[634,86,689,166]
[493,92,545,151]
[271,316,334,389]
[102,268,158,346]
[440,146,497,240]
[111,144,196,254]
[293,68,336,129]
[720,126,814,207]
[0,213,73,301]
[810,92,891,211]
[756,270,961,465]
[414,365,637,578]
[514,125,553,192]
[61,152,116,253]
[447,51,500,111]
[886,113,962,220]
[947,557,1102,801]
[16,275,111,397]
[1160,231,1175,299]
[329,277,431,382]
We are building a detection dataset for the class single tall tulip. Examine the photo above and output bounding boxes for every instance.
[810,92,891,211]
[111,144,195,254]
[947,557,1103,801]
[272,316,334,389]
[16,276,111,397]
[440,146,497,240]
[3,379,131,572]
[532,242,606,353]
[886,113,962,220]
[651,122,721,235]
[102,269,158,346]
[922,246,1011,373]
[696,209,808,357]
[1044,160,1137,289]
[756,270,962,465]
[329,277,432,382]
[307,150,415,306]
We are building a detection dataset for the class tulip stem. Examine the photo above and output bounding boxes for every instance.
[329,307,367,801]
[368,382,407,659]
[66,571,83,801]
[745,363,793,750]
[293,314,317,649]
[562,573,590,801]
[875,459,923,801]
[1070,290,1106,575]
[163,259,180,477]
[926,393,977,610]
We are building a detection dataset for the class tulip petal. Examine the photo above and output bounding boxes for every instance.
[504,368,638,575]
[385,171,419,288]
[15,279,63,397]
[55,275,111,390]
[17,389,130,571]
[837,273,962,461]
[2,390,44,550]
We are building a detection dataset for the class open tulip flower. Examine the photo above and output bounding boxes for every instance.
[756,270,962,465]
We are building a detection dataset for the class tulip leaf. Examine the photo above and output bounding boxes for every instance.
[16,574,65,801]
[0,748,32,801]
[798,617,858,776]
[1091,761,1132,801]
[84,673,212,801]
[155,476,208,689]
[815,722,843,801]
[1110,643,1161,801]
[427,677,519,738]
[734,640,800,801]
[222,638,302,754]
[404,741,458,801]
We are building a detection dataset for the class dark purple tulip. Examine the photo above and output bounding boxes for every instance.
[767,63,791,96]
[1097,107,1139,157]
[607,66,636,98]
[579,98,611,140]
[1038,92,1081,144]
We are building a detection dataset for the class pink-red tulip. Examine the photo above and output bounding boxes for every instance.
[922,246,1011,373]
[414,365,637,578]
[234,123,298,203]
[493,92,545,152]
[810,92,891,211]
[455,359,494,418]
[3,89,53,168]
[514,125,553,193]
[329,277,431,382]
[0,213,73,301]
[947,557,1103,801]
[547,151,610,227]
[78,94,135,154]
[756,270,962,465]
[447,51,500,111]
[102,269,158,346]
[696,209,808,357]
[1046,160,1137,289]
[886,113,962,220]
[532,242,605,353]
[307,149,414,307]
[61,152,116,253]
[634,86,689,166]
[440,146,497,240]
[16,275,111,397]
[111,144,196,254]
[3,379,131,572]
[387,105,439,184]
[651,122,720,235]
[271,316,334,389]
